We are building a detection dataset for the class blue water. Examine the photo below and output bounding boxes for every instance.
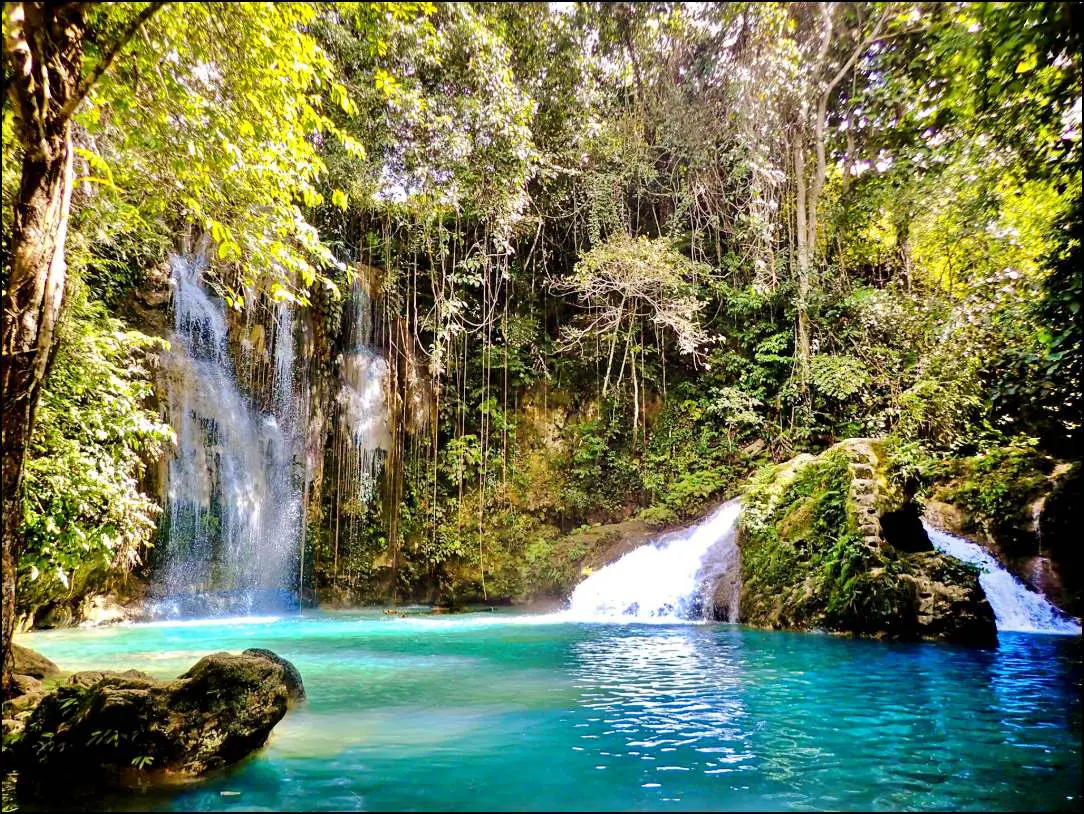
[17,612,1082,811]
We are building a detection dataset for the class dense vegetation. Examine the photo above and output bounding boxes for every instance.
[2,2,1080,677]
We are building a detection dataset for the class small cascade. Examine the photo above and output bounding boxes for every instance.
[335,277,391,509]
[566,500,742,622]
[924,522,1081,635]
[156,253,303,615]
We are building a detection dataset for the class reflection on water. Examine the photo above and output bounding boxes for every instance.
[15,612,1082,812]
[571,630,749,760]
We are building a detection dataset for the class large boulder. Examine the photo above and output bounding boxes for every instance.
[738,439,996,644]
[12,650,304,788]
[11,644,59,680]
[242,648,306,702]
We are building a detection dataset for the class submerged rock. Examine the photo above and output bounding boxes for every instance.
[738,439,996,644]
[11,650,304,788]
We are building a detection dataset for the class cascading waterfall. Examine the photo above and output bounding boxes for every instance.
[924,522,1081,635]
[156,253,303,616]
[566,500,743,622]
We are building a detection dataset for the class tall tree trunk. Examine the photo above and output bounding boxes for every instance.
[896,212,913,291]
[785,4,886,432]
[793,134,812,406]
[2,2,84,694]
[3,0,162,695]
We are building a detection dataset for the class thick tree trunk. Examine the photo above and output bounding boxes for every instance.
[2,130,76,693]
[3,2,161,692]
[2,1,83,694]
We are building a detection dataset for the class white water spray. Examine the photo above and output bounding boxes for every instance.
[924,522,1081,635]
[336,278,391,506]
[566,500,742,622]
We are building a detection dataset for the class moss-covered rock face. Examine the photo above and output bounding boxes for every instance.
[922,448,1080,616]
[1038,464,1083,616]
[9,650,304,791]
[738,440,996,644]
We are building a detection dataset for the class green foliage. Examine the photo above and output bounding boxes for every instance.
[809,355,870,401]
[5,1,1077,611]
[640,468,729,527]
[559,234,712,358]
[896,350,985,453]
[65,2,377,305]
[557,413,644,521]
[18,281,173,616]
[1033,192,1083,453]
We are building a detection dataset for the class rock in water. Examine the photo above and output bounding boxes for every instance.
[13,650,303,787]
[11,644,59,680]
[242,648,306,702]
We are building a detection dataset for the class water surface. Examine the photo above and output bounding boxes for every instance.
[18,612,1082,811]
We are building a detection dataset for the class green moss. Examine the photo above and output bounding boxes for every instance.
[739,450,917,635]
[931,446,1053,557]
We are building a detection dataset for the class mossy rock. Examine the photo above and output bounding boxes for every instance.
[11,650,304,792]
[927,446,1052,559]
[777,496,818,545]
[1037,463,1082,615]
[921,448,1079,616]
[738,441,995,644]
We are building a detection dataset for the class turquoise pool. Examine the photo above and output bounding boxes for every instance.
[14,611,1082,811]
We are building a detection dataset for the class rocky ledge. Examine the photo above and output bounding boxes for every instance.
[4,647,304,790]
[736,439,996,644]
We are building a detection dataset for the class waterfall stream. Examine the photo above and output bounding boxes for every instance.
[155,253,303,615]
[924,522,1081,635]
[566,500,742,622]
[563,500,1080,635]
[335,278,391,508]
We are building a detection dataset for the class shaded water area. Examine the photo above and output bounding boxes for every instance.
[19,613,1082,812]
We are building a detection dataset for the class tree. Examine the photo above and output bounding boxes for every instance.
[785,3,888,410]
[555,233,711,435]
[1,0,358,691]
[2,0,162,694]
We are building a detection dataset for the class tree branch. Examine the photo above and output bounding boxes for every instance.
[823,5,890,101]
[59,0,165,122]
[810,5,891,244]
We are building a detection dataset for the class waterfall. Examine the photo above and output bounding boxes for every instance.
[566,500,742,622]
[335,278,391,507]
[156,253,303,616]
[924,522,1081,635]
